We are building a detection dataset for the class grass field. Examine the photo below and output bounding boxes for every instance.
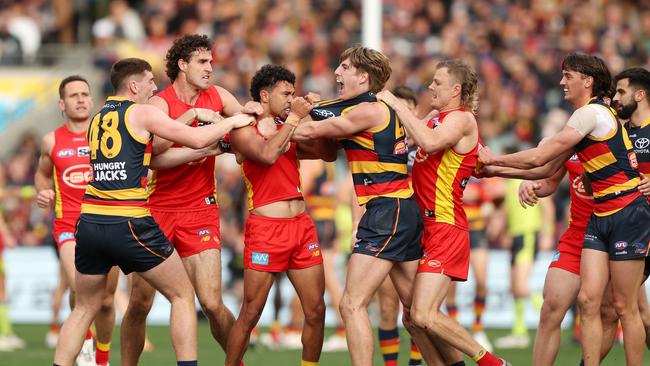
[4,323,646,365]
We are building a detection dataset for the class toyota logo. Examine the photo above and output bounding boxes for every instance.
[636,138,650,149]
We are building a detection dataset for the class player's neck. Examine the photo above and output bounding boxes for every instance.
[438,99,462,113]
[630,107,650,128]
[173,78,201,105]
[65,119,89,134]
[571,93,592,109]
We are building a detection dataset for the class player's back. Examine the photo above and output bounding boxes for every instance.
[51,124,91,219]
[80,97,152,223]
[147,85,223,211]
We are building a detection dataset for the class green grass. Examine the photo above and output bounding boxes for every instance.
[3,323,646,365]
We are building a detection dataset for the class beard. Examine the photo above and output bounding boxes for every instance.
[613,99,637,120]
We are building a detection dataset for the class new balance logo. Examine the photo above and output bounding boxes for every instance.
[251,252,269,265]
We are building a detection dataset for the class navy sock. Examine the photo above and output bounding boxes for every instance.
[177,361,198,366]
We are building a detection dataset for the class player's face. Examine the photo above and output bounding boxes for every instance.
[334,58,367,100]
[612,78,639,120]
[560,69,591,104]
[59,80,93,123]
[134,70,158,104]
[267,81,295,120]
[428,67,456,110]
[182,49,213,90]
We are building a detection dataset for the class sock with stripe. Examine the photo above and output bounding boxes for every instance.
[512,297,527,336]
[177,361,197,366]
[447,304,458,321]
[408,338,422,366]
[96,340,111,365]
[0,304,12,336]
[473,350,502,366]
[473,296,486,332]
[378,327,400,366]
[300,361,318,366]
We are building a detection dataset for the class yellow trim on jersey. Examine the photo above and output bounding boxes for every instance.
[594,177,640,198]
[143,152,151,166]
[147,170,157,195]
[81,203,150,217]
[581,152,617,173]
[641,118,650,129]
[357,188,413,206]
[349,161,408,174]
[124,104,149,145]
[53,166,63,218]
[348,134,375,150]
[107,96,129,102]
[368,102,391,133]
[85,185,148,201]
[434,150,464,225]
[594,206,624,217]
[316,97,343,107]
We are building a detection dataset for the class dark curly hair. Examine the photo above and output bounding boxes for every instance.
[561,53,613,100]
[250,64,296,102]
[165,34,212,81]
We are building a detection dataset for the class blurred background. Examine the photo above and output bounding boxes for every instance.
[0,0,649,354]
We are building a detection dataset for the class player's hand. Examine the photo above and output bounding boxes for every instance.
[229,113,256,129]
[256,117,278,139]
[376,90,399,108]
[242,101,264,116]
[290,97,313,119]
[2,234,16,249]
[305,92,321,104]
[477,165,499,178]
[478,145,494,166]
[193,108,219,123]
[36,189,55,208]
[639,173,650,196]
[518,181,541,208]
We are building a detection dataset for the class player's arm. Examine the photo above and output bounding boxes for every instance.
[149,144,223,170]
[518,165,567,207]
[35,132,55,209]
[292,102,384,141]
[482,150,573,180]
[150,96,203,155]
[215,85,263,117]
[131,105,254,149]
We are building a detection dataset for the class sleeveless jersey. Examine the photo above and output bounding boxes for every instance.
[147,85,223,211]
[81,97,152,223]
[305,162,337,221]
[411,108,479,230]
[626,118,650,175]
[564,154,594,231]
[574,98,640,216]
[310,92,412,205]
[241,120,302,210]
[51,125,91,220]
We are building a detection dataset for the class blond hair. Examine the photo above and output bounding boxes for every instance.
[340,47,391,93]
[436,59,478,115]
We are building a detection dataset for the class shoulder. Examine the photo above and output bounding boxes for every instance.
[41,131,55,154]
[148,95,168,112]
[347,101,387,118]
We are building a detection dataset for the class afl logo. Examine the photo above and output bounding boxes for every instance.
[635,138,650,149]
[311,109,335,119]
[57,149,75,158]
[62,164,92,189]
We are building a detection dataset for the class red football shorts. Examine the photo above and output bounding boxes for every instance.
[549,226,584,275]
[53,218,78,249]
[151,207,221,258]
[244,212,323,272]
[418,219,470,281]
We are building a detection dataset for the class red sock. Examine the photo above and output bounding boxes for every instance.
[475,351,502,366]
[96,349,109,365]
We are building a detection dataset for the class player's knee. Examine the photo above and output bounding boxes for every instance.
[409,307,436,331]
[100,293,115,312]
[303,299,326,325]
[200,297,225,318]
[240,304,263,328]
[380,301,399,323]
[611,296,636,319]
[577,289,601,315]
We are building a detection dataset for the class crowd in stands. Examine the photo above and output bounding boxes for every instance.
[0,0,648,248]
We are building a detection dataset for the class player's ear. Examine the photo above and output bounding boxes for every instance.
[584,75,593,89]
[178,58,187,73]
[260,89,269,103]
[58,99,65,113]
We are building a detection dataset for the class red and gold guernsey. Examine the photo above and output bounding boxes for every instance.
[309,92,412,205]
[51,125,92,219]
[81,97,152,223]
[564,154,594,231]
[574,98,641,216]
[241,120,303,210]
[147,85,223,211]
[411,108,478,231]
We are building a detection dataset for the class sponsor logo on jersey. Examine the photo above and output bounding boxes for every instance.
[251,252,269,265]
[393,140,408,154]
[57,232,75,243]
[628,151,639,169]
[636,137,650,150]
[551,251,560,262]
[198,229,211,236]
[57,149,75,158]
[311,109,335,119]
[77,146,90,157]
[427,260,441,267]
[307,243,320,251]
[365,241,380,252]
[614,241,627,250]
[62,164,92,189]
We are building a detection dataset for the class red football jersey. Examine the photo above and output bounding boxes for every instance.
[51,124,91,219]
[411,109,479,230]
[564,154,594,231]
[147,85,223,211]
[241,122,303,210]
